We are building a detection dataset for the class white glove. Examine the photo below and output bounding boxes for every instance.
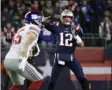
[18,57,27,72]
[41,16,51,22]
[34,16,50,28]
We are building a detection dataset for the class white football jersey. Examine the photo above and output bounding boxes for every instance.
[5,24,41,59]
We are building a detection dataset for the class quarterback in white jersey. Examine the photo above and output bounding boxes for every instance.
[4,12,45,90]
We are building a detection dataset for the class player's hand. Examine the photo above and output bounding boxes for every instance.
[42,16,51,22]
[41,7,52,22]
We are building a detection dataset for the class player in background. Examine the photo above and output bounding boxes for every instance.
[4,12,46,90]
[41,9,90,90]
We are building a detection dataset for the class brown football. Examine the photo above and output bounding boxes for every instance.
[42,7,52,17]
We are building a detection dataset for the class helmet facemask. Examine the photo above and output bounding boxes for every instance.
[60,9,74,25]
[63,16,73,25]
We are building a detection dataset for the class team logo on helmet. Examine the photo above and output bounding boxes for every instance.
[25,12,42,24]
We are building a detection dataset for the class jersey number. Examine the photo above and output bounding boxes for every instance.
[12,35,22,45]
[59,33,73,46]
[12,29,24,45]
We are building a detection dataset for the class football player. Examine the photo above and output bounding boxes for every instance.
[4,12,45,90]
[42,9,90,90]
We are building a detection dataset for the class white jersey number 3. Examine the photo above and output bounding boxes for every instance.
[59,32,73,47]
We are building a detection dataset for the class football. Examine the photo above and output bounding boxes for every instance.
[42,7,52,17]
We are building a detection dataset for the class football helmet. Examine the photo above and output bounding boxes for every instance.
[24,12,42,24]
[60,9,74,25]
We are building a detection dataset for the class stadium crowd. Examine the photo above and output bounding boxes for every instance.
[1,0,112,48]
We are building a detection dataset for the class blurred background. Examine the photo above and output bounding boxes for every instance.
[1,0,112,90]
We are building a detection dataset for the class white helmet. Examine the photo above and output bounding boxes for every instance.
[60,9,74,25]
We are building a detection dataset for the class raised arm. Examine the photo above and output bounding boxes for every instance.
[41,7,54,32]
